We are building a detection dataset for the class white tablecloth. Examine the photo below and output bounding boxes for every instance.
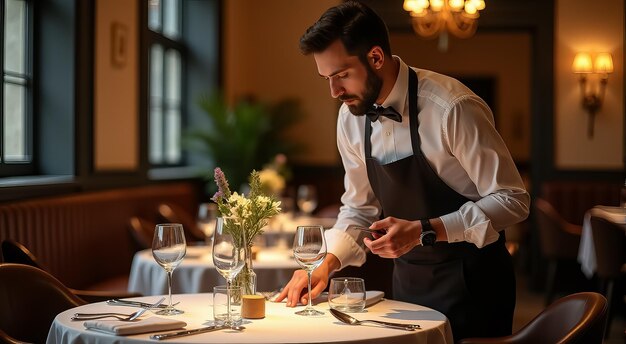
[128,246,301,295]
[47,293,453,344]
[578,205,626,278]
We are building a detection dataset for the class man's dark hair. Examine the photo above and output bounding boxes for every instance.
[299,1,391,61]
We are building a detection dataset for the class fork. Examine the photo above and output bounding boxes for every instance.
[71,312,144,321]
[71,297,165,322]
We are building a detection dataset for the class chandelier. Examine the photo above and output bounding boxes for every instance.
[403,0,486,51]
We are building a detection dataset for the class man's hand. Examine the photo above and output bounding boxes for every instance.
[363,217,422,258]
[275,254,340,306]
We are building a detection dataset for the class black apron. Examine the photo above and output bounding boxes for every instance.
[364,68,515,341]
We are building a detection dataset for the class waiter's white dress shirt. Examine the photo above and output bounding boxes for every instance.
[326,56,530,269]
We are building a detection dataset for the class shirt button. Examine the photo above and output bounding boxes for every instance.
[386,132,391,136]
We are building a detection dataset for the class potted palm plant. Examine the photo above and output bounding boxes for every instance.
[186,92,304,194]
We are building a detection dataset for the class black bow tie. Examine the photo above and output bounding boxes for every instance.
[366,105,402,123]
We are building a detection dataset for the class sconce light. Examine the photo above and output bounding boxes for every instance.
[572,52,614,138]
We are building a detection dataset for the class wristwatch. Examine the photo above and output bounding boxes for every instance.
[419,219,437,246]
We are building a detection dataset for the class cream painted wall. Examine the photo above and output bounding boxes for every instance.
[94,0,139,171]
[223,1,531,165]
[223,0,341,165]
[555,0,624,170]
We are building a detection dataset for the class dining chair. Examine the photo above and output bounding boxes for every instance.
[128,215,157,250]
[534,197,582,305]
[157,203,206,242]
[0,263,87,344]
[1,239,142,303]
[589,215,626,338]
[458,292,608,344]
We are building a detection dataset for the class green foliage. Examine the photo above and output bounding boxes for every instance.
[186,92,304,193]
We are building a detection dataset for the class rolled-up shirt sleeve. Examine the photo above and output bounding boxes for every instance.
[439,96,530,248]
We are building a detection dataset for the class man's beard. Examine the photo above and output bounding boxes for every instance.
[339,64,382,116]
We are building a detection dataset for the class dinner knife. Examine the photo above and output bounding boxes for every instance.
[150,325,244,340]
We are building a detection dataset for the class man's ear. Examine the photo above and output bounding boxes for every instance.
[367,46,385,70]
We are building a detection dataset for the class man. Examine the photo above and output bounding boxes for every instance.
[276,1,530,340]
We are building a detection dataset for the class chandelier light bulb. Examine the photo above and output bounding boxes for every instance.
[417,0,430,9]
[404,0,485,51]
[474,0,486,10]
[449,0,464,10]
[464,2,477,15]
[403,0,418,12]
[430,0,445,11]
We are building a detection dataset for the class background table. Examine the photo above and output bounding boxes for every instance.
[47,293,453,344]
[128,246,300,295]
[578,205,626,278]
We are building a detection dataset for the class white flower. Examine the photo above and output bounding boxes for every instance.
[259,168,285,194]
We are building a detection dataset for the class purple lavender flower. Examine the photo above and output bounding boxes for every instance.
[211,190,223,202]
[213,167,232,199]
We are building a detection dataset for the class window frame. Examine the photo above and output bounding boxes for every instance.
[0,0,35,177]
[144,0,187,168]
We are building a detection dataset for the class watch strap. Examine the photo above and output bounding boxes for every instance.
[419,219,436,246]
[420,219,433,233]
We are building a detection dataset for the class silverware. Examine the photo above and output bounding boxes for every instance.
[329,308,419,331]
[106,298,179,309]
[260,287,283,301]
[150,325,245,340]
[348,225,387,236]
[72,297,165,321]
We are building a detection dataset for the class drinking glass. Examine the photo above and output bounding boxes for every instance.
[292,225,327,316]
[212,217,245,326]
[297,185,318,216]
[328,277,366,312]
[152,223,186,315]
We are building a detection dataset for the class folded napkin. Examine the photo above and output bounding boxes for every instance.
[271,290,385,307]
[84,317,187,336]
[364,290,385,307]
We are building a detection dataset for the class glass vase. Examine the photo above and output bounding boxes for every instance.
[234,245,257,295]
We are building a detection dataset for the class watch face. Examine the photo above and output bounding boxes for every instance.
[421,231,436,246]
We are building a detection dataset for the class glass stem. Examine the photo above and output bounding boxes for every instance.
[226,278,232,323]
[306,270,313,309]
[166,269,174,309]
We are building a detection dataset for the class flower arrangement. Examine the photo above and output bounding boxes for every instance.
[258,154,292,196]
[212,167,282,249]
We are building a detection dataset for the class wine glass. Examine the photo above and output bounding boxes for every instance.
[292,225,327,316]
[212,217,245,326]
[152,223,186,315]
[197,202,218,246]
[297,185,318,216]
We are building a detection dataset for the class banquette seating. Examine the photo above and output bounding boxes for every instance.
[0,182,201,296]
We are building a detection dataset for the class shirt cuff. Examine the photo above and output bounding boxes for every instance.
[324,228,367,270]
[440,212,466,243]
[440,201,500,248]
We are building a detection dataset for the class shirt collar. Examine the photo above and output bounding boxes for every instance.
[379,56,409,118]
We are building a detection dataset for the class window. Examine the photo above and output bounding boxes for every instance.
[147,0,184,166]
[1,0,33,176]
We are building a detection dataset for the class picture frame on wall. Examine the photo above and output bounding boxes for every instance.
[111,22,128,68]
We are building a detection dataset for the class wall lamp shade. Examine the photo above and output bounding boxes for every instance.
[572,52,613,138]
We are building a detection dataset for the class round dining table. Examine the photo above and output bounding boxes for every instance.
[128,245,301,295]
[47,293,453,344]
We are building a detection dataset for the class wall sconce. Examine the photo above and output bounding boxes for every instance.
[572,52,613,138]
